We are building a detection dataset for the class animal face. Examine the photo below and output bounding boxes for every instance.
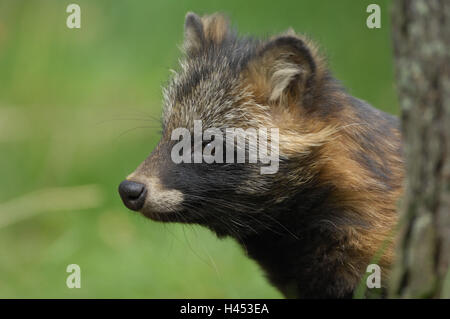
[118,12,332,236]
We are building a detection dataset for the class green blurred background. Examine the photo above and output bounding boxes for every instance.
[0,0,398,298]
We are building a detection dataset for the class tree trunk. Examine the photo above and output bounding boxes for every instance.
[390,0,450,298]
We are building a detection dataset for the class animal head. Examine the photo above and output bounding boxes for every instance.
[118,12,340,236]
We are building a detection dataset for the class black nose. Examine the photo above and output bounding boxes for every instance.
[118,180,147,211]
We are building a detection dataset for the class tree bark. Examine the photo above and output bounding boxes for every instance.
[390,0,450,298]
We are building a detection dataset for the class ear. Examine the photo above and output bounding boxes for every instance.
[184,12,205,53]
[183,12,230,53]
[246,35,317,103]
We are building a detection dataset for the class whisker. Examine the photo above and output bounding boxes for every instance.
[114,126,161,140]
[95,118,160,126]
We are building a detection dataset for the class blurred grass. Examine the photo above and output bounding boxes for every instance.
[0,0,398,298]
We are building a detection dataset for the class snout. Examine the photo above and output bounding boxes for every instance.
[118,180,147,211]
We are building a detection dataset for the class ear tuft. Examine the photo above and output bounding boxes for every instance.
[270,59,303,101]
[184,12,205,53]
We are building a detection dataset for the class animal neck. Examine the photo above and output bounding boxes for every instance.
[234,185,364,298]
